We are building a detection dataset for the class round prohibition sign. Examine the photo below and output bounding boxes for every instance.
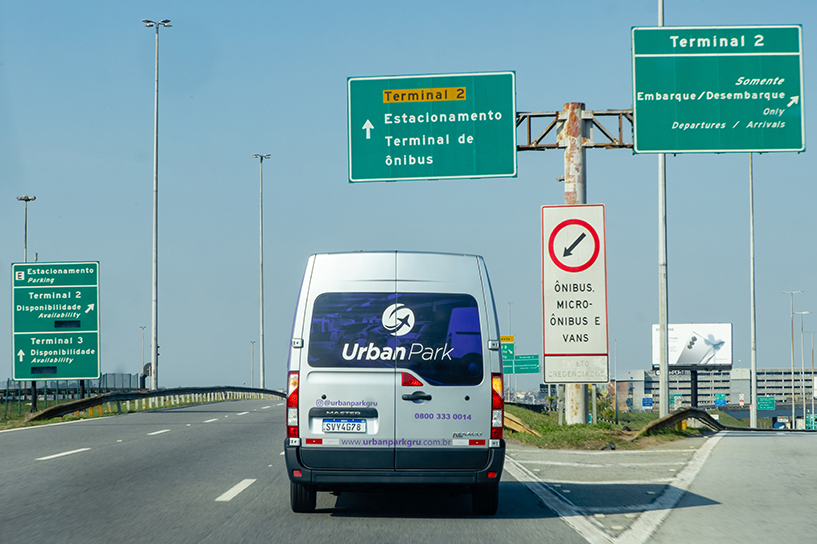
[548,219,600,273]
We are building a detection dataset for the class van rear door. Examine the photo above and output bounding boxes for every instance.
[296,253,397,470]
[393,253,494,470]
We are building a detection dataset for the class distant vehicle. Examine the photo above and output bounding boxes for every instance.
[284,251,505,515]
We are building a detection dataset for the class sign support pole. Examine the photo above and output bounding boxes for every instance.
[560,102,588,425]
[656,0,670,418]
[749,154,758,428]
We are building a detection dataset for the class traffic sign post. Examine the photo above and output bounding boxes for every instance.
[12,262,100,381]
[348,72,517,182]
[541,205,609,383]
[632,25,804,153]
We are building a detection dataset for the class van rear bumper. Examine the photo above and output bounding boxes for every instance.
[285,440,505,491]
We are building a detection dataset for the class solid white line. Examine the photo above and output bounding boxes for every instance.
[521,460,686,468]
[147,429,171,435]
[37,448,91,460]
[236,411,249,416]
[215,479,257,502]
[204,418,219,423]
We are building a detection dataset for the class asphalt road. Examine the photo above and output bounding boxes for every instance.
[3,402,814,544]
[0,400,584,544]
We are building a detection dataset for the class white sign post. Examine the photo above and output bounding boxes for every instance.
[542,204,609,383]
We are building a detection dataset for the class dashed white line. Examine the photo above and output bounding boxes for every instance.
[36,448,91,461]
[236,411,249,416]
[215,479,257,502]
[147,429,171,436]
[204,418,219,423]
[262,406,272,410]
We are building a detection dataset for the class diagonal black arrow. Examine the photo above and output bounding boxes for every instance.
[563,232,586,257]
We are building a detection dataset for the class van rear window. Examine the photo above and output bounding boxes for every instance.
[307,292,483,386]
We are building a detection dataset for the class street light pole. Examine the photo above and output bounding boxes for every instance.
[782,291,801,425]
[250,341,255,388]
[795,311,810,428]
[143,18,171,390]
[17,195,36,263]
[252,154,270,390]
[17,195,37,411]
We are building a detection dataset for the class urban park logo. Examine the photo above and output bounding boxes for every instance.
[381,303,415,336]
[341,302,454,362]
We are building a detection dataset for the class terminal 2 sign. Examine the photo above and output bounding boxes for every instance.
[348,71,517,182]
[632,25,804,153]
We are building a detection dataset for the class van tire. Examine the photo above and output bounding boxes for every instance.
[472,483,499,515]
[290,481,317,513]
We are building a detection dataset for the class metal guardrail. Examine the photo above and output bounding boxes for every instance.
[637,407,817,436]
[28,386,285,422]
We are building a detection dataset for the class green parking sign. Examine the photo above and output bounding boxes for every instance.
[12,262,100,380]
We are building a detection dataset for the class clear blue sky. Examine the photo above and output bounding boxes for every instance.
[2,1,815,391]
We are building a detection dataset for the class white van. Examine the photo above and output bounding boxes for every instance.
[284,251,505,515]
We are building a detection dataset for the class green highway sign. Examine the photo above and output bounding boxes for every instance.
[12,262,100,381]
[501,341,515,374]
[757,396,775,410]
[514,354,540,375]
[348,72,517,182]
[632,25,804,153]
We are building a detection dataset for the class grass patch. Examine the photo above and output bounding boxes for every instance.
[506,405,710,450]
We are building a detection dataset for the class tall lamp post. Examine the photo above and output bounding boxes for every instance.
[782,291,801,425]
[17,195,37,411]
[143,18,171,390]
[252,154,270,389]
[16,195,36,263]
[250,341,256,388]
[807,331,816,428]
[794,311,810,427]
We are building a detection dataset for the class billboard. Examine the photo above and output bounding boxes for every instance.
[652,323,732,370]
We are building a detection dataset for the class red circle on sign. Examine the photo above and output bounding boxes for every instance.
[548,219,600,273]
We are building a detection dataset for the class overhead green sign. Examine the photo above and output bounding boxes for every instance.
[348,71,517,182]
[514,354,540,375]
[632,25,804,153]
[757,396,775,410]
[12,262,100,381]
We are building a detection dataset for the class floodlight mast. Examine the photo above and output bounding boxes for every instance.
[143,18,171,390]
[252,153,271,389]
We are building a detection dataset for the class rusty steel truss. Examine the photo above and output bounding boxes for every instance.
[516,109,633,151]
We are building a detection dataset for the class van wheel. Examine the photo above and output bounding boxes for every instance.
[290,481,316,513]
[472,483,499,515]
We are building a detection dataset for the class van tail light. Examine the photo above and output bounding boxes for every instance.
[287,372,299,438]
[401,372,423,387]
[491,373,503,440]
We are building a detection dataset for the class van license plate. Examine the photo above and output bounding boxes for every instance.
[322,419,366,433]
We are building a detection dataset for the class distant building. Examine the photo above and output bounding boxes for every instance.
[614,367,816,412]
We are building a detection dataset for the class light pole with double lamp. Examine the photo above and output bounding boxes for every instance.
[782,291,801,425]
[17,195,37,411]
[252,154,270,389]
[143,18,171,390]
[794,311,810,428]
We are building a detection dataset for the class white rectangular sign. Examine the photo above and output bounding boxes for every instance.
[541,204,609,383]
[651,323,733,370]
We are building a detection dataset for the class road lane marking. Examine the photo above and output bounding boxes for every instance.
[204,418,219,423]
[262,406,272,409]
[147,429,171,435]
[37,448,91,460]
[505,434,723,544]
[237,412,249,416]
[215,479,257,502]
